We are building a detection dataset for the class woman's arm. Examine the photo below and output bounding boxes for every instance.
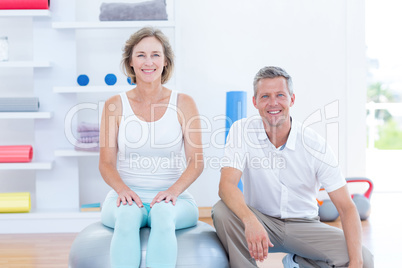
[99,95,143,208]
[150,93,204,207]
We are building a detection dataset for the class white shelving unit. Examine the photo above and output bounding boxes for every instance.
[0,162,53,170]
[54,149,99,157]
[0,9,59,233]
[0,0,178,233]
[0,112,52,119]
[0,10,50,17]
[0,61,51,68]
[53,83,175,93]
[53,85,132,93]
[52,21,175,29]
[0,210,100,234]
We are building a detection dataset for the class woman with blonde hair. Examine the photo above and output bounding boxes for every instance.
[99,27,203,268]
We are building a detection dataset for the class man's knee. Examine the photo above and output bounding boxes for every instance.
[212,200,233,224]
[212,200,244,233]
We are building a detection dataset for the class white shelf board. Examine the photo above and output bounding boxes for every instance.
[0,162,53,170]
[0,10,50,17]
[0,61,51,68]
[0,210,101,220]
[0,210,101,233]
[52,20,175,29]
[53,83,175,93]
[53,85,132,93]
[0,112,52,119]
[55,149,99,157]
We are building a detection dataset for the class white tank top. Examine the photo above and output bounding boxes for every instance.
[116,90,193,202]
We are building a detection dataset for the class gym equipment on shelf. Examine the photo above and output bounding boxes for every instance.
[77,74,89,86]
[225,91,247,192]
[0,192,31,213]
[104,74,117,86]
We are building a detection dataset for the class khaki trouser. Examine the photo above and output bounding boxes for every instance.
[212,200,374,268]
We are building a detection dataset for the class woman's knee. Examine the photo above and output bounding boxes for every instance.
[114,204,144,231]
[149,202,175,224]
[149,202,175,229]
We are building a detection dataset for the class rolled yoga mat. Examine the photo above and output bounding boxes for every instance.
[225,91,247,192]
[0,0,50,9]
[0,97,40,112]
[0,145,33,163]
[0,192,31,213]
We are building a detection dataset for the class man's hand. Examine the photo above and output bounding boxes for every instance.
[244,217,274,262]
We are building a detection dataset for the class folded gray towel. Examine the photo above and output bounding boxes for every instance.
[99,0,168,21]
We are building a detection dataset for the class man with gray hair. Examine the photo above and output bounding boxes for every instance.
[212,66,373,267]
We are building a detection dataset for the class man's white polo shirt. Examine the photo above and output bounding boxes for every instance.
[221,116,346,219]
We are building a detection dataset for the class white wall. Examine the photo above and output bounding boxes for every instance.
[178,0,366,205]
[0,0,366,208]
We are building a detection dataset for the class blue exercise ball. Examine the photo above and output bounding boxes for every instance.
[105,74,117,86]
[69,221,229,268]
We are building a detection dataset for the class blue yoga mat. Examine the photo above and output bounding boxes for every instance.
[225,91,247,192]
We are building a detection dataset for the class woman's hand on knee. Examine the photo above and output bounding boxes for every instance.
[150,190,178,207]
[116,188,143,208]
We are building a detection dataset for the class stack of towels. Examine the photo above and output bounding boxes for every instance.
[99,0,168,21]
[74,122,100,152]
[0,97,40,112]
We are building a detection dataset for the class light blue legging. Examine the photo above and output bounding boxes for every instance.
[101,192,198,268]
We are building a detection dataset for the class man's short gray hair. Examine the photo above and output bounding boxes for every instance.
[253,66,293,97]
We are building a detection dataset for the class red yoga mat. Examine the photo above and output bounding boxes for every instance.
[0,0,50,10]
[0,145,33,163]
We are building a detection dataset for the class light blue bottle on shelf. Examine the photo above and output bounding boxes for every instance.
[77,74,89,86]
[105,74,117,86]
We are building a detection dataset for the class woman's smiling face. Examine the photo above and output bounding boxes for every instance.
[130,36,166,84]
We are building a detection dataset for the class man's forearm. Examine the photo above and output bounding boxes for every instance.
[340,206,364,267]
[219,182,256,224]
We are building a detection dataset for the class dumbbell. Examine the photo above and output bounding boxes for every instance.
[317,177,373,221]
